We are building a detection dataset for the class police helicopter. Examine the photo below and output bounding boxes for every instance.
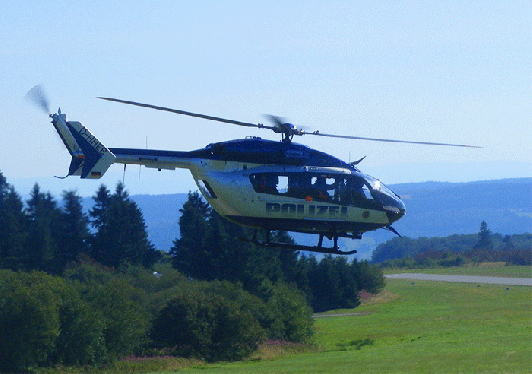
[27,85,480,255]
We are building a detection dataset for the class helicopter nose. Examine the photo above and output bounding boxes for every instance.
[385,199,406,224]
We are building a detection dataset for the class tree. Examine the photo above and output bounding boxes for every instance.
[170,192,300,293]
[89,184,111,231]
[51,282,107,366]
[475,221,493,250]
[502,235,514,251]
[90,183,159,268]
[170,191,212,278]
[306,255,360,312]
[54,190,90,273]
[0,270,62,372]
[352,259,385,294]
[64,263,150,360]
[25,184,62,273]
[0,172,27,270]
[255,280,314,342]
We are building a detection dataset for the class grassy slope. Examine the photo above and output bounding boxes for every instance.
[174,276,531,373]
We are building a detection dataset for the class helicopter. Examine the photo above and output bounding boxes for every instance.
[27,85,480,255]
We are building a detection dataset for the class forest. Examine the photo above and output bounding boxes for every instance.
[0,171,384,372]
[372,221,531,268]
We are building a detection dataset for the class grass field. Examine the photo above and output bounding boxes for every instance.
[41,266,532,373]
[162,271,531,373]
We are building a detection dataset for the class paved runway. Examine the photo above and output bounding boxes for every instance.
[385,273,532,286]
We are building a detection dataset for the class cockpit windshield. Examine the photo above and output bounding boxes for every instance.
[362,174,405,213]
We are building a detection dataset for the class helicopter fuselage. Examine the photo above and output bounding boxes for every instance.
[109,137,406,239]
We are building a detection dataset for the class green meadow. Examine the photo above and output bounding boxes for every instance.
[163,270,531,373]
[43,266,531,373]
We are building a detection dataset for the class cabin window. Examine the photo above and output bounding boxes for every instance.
[250,174,278,194]
[362,185,373,200]
[250,172,380,208]
[277,176,289,194]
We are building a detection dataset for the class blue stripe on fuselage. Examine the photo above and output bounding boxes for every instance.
[111,138,354,168]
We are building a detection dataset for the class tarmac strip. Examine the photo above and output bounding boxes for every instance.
[385,273,532,286]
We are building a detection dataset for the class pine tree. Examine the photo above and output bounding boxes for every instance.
[90,183,159,268]
[89,184,111,230]
[0,172,28,270]
[55,190,90,272]
[170,191,212,278]
[170,192,300,293]
[475,221,493,250]
[25,184,62,273]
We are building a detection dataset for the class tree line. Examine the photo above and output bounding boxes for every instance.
[0,172,385,371]
[1,173,160,274]
[373,221,531,268]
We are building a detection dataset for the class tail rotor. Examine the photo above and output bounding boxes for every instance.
[25,84,50,115]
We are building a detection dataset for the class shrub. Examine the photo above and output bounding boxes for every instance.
[64,263,150,360]
[0,270,111,371]
[0,270,61,372]
[52,284,107,366]
[150,288,265,362]
[259,281,314,343]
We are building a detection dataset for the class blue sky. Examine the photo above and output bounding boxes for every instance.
[1,1,530,196]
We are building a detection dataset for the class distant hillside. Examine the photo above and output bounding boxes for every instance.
[116,178,531,256]
[390,178,532,237]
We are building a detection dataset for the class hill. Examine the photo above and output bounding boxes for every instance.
[390,178,531,237]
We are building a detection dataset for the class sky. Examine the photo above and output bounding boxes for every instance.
[1,0,531,197]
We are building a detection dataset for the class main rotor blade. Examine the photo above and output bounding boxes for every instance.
[98,97,481,148]
[26,84,50,114]
[98,97,276,130]
[309,131,482,148]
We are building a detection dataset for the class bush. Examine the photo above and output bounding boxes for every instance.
[352,259,385,294]
[306,255,360,312]
[52,284,107,366]
[150,288,265,362]
[257,280,314,343]
[64,263,150,360]
[0,270,107,371]
[0,270,61,372]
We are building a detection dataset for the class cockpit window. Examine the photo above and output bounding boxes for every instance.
[249,172,386,209]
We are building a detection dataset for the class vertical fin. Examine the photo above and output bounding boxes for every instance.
[51,111,115,179]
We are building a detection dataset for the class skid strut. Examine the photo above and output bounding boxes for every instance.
[246,230,357,255]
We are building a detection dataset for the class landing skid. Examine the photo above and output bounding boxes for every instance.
[243,230,357,255]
